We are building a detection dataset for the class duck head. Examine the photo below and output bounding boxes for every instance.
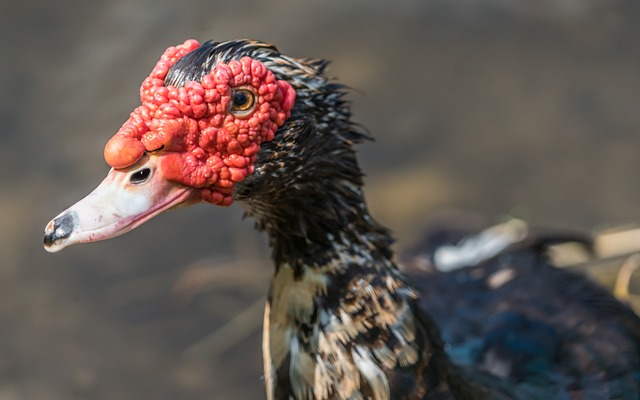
[44,39,296,252]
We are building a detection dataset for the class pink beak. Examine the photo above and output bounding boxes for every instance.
[43,155,195,253]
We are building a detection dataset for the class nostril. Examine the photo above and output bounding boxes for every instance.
[44,212,77,246]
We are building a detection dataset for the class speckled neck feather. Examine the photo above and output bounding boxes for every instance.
[166,40,483,400]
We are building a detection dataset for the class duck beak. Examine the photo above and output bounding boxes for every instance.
[43,155,195,253]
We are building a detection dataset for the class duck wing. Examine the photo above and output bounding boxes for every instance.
[403,218,640,398]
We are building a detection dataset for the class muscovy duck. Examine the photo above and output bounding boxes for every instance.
[43,39,640,399]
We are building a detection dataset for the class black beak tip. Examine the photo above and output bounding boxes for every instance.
[43,212,76,248]
[43,230,55,247]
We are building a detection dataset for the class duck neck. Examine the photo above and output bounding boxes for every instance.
[234,100,482,397]
[264,182,395,275]
[241,121,396,272]
[247,180,474,399]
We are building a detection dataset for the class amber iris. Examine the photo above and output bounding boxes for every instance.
[230,89,256,114]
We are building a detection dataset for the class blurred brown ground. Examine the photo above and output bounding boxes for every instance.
[2,0,640,398]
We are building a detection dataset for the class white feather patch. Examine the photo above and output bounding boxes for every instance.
[263,302,275,400]
[290,338,315,400]
[434,219,527,271]
[352,346,390,400]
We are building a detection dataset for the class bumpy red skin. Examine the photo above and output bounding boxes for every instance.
[104,39,296,206]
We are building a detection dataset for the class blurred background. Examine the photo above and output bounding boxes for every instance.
[3,0,640,398]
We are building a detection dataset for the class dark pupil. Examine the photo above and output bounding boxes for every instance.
[234,91,248,107]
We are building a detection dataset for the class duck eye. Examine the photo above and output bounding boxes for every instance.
[230,89,256,116]
[130,168,151,184]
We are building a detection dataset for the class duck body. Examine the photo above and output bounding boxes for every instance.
[407,227,640,399]
[43,39,640,399]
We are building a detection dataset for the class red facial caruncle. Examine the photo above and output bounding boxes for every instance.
[103,39,296,206]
